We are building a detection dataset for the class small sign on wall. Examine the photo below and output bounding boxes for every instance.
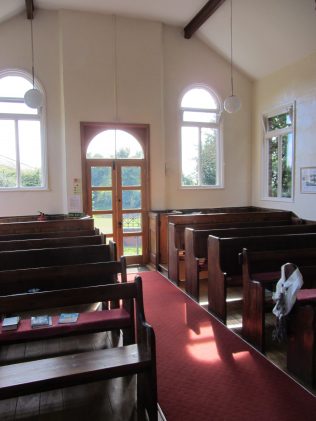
[69,178,82,212]
[301,167,316,194]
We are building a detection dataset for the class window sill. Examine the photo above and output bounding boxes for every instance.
[180,185,224,190]
[0,187,49,192]
[261,196,294,203]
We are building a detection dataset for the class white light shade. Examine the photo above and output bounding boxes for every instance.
[224,95,241,113]
[24,88,43,108]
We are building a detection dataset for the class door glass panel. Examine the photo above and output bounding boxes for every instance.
[121,166,141,186]
[92,191,112,211]
[123,213,142,233]
[93,214,113,235]
[122,190,141,210]
[123,236,142,256]
[105,235,113,245]
[86,129,144,159]
[91,167,112,187]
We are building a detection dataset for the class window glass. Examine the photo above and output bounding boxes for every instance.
[180,87,222,187]
[86,129,144,159]
[0,71,46,190]
[181,88,217,109]
[263,105,294,200]
[0,76,32,98]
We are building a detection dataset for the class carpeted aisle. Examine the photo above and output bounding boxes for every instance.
[135,271,316,421]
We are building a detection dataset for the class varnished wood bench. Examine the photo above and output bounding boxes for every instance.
[0,228,99,242]
[287,282,316,386]
[184,223,316,301]
[0,217,95,235]
[0,242,116,271]
[0,234,105,252]
[168,210,296,284]
[241,248,316,353]
[0,277,158,420]
[0,258,126,296]
[0,257,133,345]
[207,232,316,324]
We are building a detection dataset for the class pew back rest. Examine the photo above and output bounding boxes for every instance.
[0,258,126,295]
[0,218,94,235]
[0,275,133,316]
[0,234,105,252]
[208,233,316,277]
[185,224,316,260]
[0,229,98,242]
[241,248,316,281]
[169,211,294,251]
[0,242,117,271]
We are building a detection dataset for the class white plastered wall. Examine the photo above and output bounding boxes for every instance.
[0,10,65,216]
[0,9,253,216]
[163,26,252,210]
[252,52,316,220]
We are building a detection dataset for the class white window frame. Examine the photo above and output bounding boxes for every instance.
[180,85,223,189]
[0,68,47,191]
[262,103,295,202]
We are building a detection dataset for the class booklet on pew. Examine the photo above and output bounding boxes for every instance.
[31,315,52,328]
[58,313,79,324]
[2,316,20,331]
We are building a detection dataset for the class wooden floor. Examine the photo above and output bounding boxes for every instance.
[0,263,166,421]
[0,330,165,421]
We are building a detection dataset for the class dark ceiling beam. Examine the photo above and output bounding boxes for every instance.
[184,0,226,39]
[25,0,34,20]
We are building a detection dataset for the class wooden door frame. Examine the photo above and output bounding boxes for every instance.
[80,122,150,263]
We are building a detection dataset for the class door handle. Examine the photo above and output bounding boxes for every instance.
[118,221,122,228]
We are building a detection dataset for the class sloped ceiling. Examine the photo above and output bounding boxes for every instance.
[2,0,316,80]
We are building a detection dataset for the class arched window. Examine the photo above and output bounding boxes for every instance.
[180,86,222,187]
[0,69,46,190]
[86,129,144,159]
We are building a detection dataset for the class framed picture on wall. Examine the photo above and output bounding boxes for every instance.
[301,167,316,193]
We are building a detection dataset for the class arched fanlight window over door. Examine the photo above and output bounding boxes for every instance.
[180,86,223,188]
[81,124,149,265]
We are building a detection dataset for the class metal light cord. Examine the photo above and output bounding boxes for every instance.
[30,18,35,88]
[229,0,234,96]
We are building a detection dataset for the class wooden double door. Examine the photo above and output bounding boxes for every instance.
[81,123,149,265]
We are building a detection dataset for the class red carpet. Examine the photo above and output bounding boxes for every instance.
[135,271,316,421]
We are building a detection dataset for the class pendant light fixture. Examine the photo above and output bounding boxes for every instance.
[224,0,241,113]
[24,0,43,109]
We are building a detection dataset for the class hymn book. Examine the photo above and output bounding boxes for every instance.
[2,316,20,331]
[31,315,52,328]
[58,313,79,324]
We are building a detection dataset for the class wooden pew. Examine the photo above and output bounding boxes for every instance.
[207,232,316,325]
[0,243,116,271]
[0,217,95,235]
[0,258,126,295]
[241,248,316,353]
[0,277,158,420]
[0,234,105,252]
[287,282,316,386]
[185,223,316,301]
[0,229,98,242]
[149,206,300,270]
[168,210,297,284]
[0,257,130,343]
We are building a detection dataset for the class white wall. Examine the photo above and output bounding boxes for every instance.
[163,26,252,209]
[0,10,65,216]
[252,52,316,220]
[0,9,253,216]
